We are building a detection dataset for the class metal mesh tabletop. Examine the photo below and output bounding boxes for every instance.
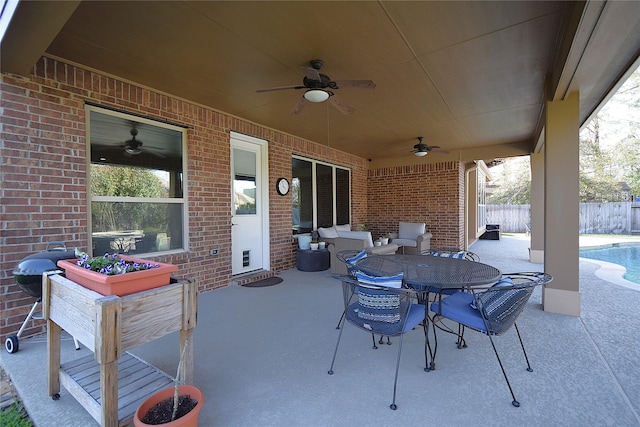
[355,254,501,288]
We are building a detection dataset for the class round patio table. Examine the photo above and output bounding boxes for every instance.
[354,254,502,289]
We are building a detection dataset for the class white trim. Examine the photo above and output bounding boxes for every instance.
[230,131,270,271]
[86,105,189,254]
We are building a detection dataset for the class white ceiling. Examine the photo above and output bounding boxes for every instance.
[3,1,640,166]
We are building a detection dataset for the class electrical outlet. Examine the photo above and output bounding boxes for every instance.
[209,249,219,256]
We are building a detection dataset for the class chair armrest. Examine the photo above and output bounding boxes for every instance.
[416,232,433,251]
[328,237,369,276]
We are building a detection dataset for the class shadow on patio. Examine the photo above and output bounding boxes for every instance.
[2,234,640,426]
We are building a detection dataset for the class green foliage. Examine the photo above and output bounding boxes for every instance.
[91,165,170,232]
[486,156,531,205]
[0,402,33,427]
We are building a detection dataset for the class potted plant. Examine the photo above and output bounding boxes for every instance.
[57,251,178,296]
[380,234,390,245]
[134,340,203,426]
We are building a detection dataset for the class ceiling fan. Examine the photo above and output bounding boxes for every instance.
[411,137,446,157]
[122,128,165,158]
[256,59,375,115]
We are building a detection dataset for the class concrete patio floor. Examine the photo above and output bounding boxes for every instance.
[2,234,640,426]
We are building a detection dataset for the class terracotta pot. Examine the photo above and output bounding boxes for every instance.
[57,255,178,296]
[134,385,203,427]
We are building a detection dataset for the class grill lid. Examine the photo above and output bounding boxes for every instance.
[13,242,76,280]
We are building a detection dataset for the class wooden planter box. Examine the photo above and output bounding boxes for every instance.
[43,273,197,427]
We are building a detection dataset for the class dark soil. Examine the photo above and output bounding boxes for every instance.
[141,395,198,425]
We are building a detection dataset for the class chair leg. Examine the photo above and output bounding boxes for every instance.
[328,310,348,375]
[335,309,346,329]
[371,333,378,349]
[514,323,533,372]
[378,335,391,345]
[486,332,520,407]
[390,333,406,410]
[456,324,467,349]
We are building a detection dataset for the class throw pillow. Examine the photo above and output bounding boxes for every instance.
[354,271,404,324]
[355,271,403,288]
[317,226,339,239]
[470,276,513,311]
[345,249,367,265]
[334,223,351,232]
[432,251,466,259]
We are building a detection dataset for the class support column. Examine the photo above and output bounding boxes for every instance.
[529,150,544,263]
[543,92,580,316]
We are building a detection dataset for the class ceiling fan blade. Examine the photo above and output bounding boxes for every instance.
[147,149,167,158]
[432,147,450,154]
[334,80,376,89]
[302,66,321,81]
[257,85,305,93]
[291,97,308,115]
[329,94,355,115]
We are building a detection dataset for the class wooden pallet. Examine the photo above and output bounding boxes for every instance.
[60,352,173,426]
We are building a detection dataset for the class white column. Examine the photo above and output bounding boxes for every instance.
[529,150,544,263]
[542,92,580,316]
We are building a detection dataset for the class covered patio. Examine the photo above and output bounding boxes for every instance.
[3,234,639,426]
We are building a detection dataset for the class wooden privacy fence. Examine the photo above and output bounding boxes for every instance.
[486,202,640,234]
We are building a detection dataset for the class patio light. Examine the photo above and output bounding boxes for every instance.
[304,89,330,103]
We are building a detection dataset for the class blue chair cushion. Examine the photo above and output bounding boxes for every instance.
[347,301,425,336]
[430,291,487,332]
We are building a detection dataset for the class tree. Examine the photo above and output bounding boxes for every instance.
[486,156,531,205]
[91,165,169,232]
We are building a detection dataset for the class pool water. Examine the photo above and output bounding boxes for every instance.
[580,243,640,284]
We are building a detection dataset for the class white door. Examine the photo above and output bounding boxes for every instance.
[231,133,269,275]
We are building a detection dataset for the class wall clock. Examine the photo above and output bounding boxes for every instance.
[276,177,290,196]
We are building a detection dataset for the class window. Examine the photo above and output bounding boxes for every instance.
[292,156,350,233]
[88,106,187,256]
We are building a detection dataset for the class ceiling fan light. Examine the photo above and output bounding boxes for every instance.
[125,147,142,155]
[304,89,330,103]
[414,150,428,157]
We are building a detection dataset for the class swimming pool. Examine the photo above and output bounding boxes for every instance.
[579,243,640,284]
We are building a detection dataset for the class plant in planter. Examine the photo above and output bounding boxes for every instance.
[134,340,203,426]
[57,251,178,296]
[76,252,160,275]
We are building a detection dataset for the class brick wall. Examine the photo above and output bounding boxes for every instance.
[367,162,466,248]
[0,57,367,341]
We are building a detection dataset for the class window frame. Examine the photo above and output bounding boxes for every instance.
[86,105,189,256]
[292,155,351,233]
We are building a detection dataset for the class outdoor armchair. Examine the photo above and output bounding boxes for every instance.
[328,272,429,410]
[429,272,553,407]
[390,222,432,254]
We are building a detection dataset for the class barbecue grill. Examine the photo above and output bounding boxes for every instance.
[7,242,78,353]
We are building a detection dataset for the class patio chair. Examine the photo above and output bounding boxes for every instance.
[425,249,481,353]
[389,222,432,254]
[429,272,553,407]
[333,250,393,346]
[328,272,428,410]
